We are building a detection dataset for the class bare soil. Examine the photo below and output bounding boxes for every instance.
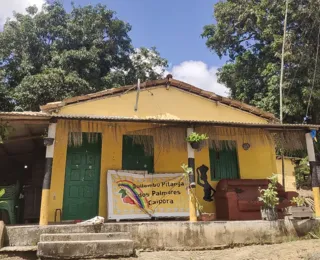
[1,240,320,260]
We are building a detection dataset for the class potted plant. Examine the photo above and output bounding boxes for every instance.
[286,196,313,219]
[258,174,279,221]
[186,132,208,150]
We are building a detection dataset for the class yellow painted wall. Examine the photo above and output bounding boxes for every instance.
[276,158,297,191]
[48,120,277,221]
[58,87,267,124]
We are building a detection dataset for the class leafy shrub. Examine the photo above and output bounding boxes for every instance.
[258,174,279,209]
[291,196,306,207]
[295,157,311,189]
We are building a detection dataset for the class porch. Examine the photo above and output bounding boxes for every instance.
[0,112,49,225]
[1,112,320,224]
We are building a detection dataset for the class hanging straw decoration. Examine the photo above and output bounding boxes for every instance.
[198,126,306,152]
[61,120,104,147]
[198,126,273,151]
[271,130,306,152]
[127,125,186,154]
[59,119,307,152]
[61,120,83,147]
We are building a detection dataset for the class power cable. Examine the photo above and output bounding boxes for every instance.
[305,25,320,118]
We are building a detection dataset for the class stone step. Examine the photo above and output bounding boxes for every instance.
[40,232,131,242]
[37,240,134,259]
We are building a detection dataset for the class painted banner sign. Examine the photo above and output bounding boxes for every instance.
[107,170,189,220]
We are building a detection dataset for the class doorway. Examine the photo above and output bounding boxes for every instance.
[62,133,101,221]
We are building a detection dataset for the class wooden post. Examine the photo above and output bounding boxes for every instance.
[187,128,197,222]
[39,122,56,226]
[282,154,285,189]
[305,131,320,217]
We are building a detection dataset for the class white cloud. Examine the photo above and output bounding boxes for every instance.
[0,0,45,26]
[168,60,229,97]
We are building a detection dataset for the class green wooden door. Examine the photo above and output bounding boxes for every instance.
[209,141,239,180]
[63,134,101,220]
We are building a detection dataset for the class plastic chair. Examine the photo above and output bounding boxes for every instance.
[0,182,19,225]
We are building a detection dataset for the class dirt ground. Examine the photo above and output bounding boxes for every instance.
[1,240,320,260]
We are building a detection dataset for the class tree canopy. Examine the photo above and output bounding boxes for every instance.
[202,0,320,123]
[0,2,167,111]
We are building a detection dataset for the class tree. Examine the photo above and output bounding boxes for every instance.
[0,2,167,111]
[202,0,320,123]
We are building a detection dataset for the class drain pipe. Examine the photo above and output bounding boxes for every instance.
[39,121,57,226]
[134,79,140,111]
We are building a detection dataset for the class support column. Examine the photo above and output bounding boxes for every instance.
[187,128,197,222]
[39,122,57,226]
[306,131,320,217]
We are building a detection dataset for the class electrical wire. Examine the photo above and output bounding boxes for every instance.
[286,18,317,97]
[305,25,320,117]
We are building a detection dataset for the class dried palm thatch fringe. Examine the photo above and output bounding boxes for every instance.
[62,120,105,147]
[199,126,271,150]
[60,120,307,152]
[271,130,306,152]
[128,125,186,154]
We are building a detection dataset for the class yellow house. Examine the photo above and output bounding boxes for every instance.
[36,77,308,223]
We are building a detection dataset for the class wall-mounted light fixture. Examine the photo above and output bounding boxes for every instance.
[242,143,250,151]
[43,137,54,146]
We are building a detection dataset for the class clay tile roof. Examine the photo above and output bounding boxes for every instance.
[40,78,276,121]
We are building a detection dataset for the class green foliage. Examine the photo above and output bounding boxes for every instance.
[295,157,311,189]
[180,163,204,213]
[291,196,306,207]
[181,163,193,176]
[203,0,320,123]
[258,174,279,209]
[0,189,5,204]
[0,1,167,111]
[186,132,208,143]
[0,121,13,143]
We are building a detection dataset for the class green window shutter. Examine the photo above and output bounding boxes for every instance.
[209,141,239,181]
[122,135,154,173]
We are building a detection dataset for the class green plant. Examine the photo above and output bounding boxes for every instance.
[291,196,306,207]
[295,157,311,189]
[181,163,193,176]
[186,132,208,143]
[0,121,13,144]
[180,164,204,214]
[258,174,279,209]
[0,189,5,203]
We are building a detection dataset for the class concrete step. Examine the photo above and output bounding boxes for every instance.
[37,240,134,259]
[0,246,37,252]
[40,232,131,242]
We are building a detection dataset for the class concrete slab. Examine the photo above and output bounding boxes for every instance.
[40,232,131,242]
[4,219,320,250]
[37,240,134,259]
[0,246,37,252]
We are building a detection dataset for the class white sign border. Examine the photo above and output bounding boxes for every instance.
[107,170,190,221]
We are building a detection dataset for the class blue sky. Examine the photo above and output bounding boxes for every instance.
[1,0,229,96]
[63,0,225,68]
